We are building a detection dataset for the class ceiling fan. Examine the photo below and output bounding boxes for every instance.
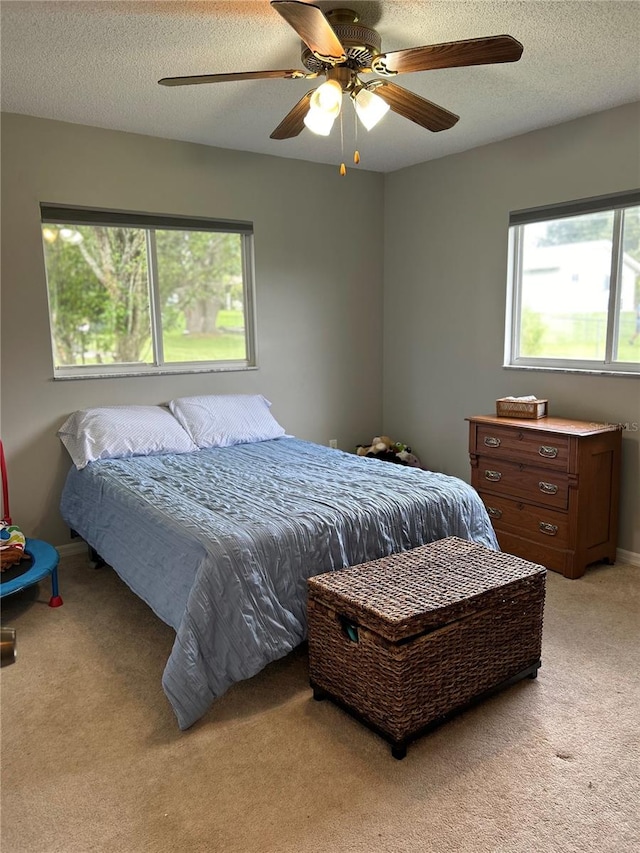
[159,0,523,155]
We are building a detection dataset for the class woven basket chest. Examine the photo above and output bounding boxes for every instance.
[307,536,546,759]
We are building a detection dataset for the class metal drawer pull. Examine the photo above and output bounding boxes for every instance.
[539,522,559,536]
[538,445,559,458]
[484,436,501,448]
[539,481,558,495]
[484,470,502,482]
[487,506,503,519]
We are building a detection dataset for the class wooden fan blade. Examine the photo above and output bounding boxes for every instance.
[271,0,346,64]
[270,91,314,139]
[373,35,523,75]
[372,82,459,132]
[159,69,310,86]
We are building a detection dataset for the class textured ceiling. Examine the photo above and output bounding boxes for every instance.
[1,0,639,173]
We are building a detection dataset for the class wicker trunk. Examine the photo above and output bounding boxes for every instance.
[307,536,546,759]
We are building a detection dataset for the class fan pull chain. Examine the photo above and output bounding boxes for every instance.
[354,105,360,165]
[339,110,346,176]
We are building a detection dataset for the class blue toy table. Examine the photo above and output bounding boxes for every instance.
[0,539,63,607]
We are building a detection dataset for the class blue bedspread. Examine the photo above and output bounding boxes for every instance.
[60,438,498,729]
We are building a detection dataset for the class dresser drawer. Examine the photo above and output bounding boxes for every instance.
[472,457,569,510]
[478,492,569,549]
[475,424,570,471]
[493,530,570,576]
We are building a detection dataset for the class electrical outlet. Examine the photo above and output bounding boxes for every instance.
[329,439,338,449]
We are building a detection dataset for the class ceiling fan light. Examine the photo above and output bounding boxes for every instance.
[303,108,336,136]
[354,88,390,131]
[309,79,343,118]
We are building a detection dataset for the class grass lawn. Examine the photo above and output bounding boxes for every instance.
[523,311,640,363]
[63,310,247,365]
[163,331,246,362]
[163,311,247,361]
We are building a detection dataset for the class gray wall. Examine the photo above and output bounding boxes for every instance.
[1,114,384,545]
[383,102,640,554]
[2,106,639,555]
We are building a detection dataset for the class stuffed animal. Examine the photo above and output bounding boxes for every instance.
[395,449,422,468]
[0,524,27,571]
[0,545,28,570]
[356,435,395,457]
[356,436,422,467]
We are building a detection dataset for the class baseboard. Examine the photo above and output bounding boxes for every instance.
[56,540,89,558]
[617,548,640,568]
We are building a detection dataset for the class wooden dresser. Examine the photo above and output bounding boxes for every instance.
[467,415,622,579]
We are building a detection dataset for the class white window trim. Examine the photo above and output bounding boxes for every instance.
[504,191,640,378]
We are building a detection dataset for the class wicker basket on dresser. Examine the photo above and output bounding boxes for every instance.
[467,415,622,579]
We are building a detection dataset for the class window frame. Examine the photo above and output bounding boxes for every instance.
[504,190,640,377]
[40,204,258,379]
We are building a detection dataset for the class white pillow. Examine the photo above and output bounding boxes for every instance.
[58,405,198,469]
[169,394,286,448]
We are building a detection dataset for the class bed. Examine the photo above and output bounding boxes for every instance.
[58,397,499,730]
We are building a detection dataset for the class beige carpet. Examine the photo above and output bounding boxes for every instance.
[1,553,638,853]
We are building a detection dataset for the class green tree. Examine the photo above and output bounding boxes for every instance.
[155,230,242,335]
[76,226,150,362]
[43,228,111,365]
[43,224,244,365]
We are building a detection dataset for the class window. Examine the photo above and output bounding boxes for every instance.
[505,191,640,376]
[41,205,256,378]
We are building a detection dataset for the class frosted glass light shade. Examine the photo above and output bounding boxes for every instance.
[354,88,390,131]
[304,79,342,135]
[303,109,336,136]
[309,79,343,117]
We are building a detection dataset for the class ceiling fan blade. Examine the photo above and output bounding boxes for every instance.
[271,0,346,64]
[270,91,314,139]
[372,35,523,75]
[159,69,312,87]
[372,82,459,132]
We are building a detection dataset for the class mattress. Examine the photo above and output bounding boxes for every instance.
[60,437,499,729]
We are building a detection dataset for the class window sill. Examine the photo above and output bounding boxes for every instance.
[503,364,639,379]
[52,364,258,381]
